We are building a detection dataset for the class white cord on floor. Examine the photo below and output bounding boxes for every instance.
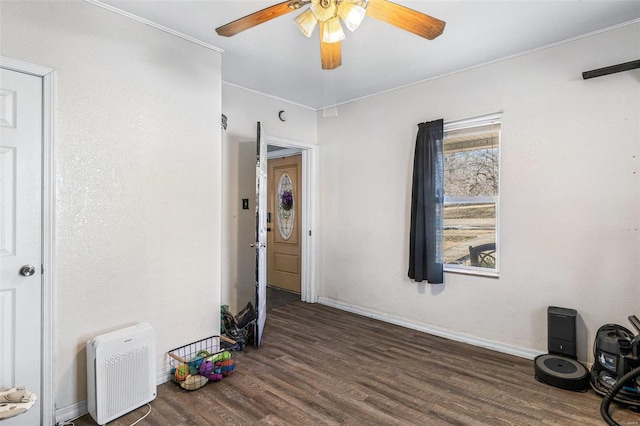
[128,403,152,426]
[57,403,151,426]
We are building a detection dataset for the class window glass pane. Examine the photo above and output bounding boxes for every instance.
[444,203,496,268]
[443,115,500,273]
[444,131,499,197]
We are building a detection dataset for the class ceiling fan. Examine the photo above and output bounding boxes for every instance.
[215,0,445,70]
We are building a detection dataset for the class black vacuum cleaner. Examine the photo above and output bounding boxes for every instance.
[590,314,640,425]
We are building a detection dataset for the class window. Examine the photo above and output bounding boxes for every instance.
[443,113,501,275]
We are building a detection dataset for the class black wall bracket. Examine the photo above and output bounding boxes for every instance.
[582,59,640,80]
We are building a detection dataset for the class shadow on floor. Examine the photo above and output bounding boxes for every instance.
[266,286,300,311]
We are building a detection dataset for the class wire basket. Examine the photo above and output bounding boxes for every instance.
[167,335,223,381]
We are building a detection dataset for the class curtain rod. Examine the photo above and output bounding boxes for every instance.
[582,60,640,80]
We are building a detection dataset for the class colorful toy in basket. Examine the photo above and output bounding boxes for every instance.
[216,359,235,376]
[198,360,223,381]
[210,351,232,363]
[196,349,231,363]
[168,341,236,389]
[199,360,214,377]
[174,364,190,381]
[210,372,224,381]
[180,375,208,391]
[181,355,202,376]
[189,355,205,368]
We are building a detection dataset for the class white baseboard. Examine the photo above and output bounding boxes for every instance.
[157,367,171,386]
[55,400,86,425]
[317,297,543,360]
[55,368,171,425]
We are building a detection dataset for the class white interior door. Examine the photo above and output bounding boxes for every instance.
[0,68,43,425]
[254,122,267,346]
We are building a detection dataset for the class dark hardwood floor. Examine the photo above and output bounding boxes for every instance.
[72,302,639,425]
[266,286,300,311]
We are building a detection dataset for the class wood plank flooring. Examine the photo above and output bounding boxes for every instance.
[266,286,300,311]
[72,302,639,425]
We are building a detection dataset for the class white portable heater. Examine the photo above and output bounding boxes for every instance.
[86,323,157,425]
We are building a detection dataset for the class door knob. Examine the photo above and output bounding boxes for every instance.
[19,265,36,277]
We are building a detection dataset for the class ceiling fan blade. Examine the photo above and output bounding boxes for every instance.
[319,22,342,70]
[366,0,446,40]
[216,1,298,37]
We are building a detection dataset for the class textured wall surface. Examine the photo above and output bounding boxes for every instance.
[221,83,317,314]
[2,0,638,419]
[1,0,222,411]
[317,22,640,363]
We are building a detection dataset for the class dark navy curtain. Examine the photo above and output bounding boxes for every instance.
[408,119,444,284]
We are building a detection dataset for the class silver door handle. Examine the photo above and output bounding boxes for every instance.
[250,243,265,248]
[20,265,36,277]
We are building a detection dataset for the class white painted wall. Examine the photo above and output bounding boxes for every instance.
[221,83,317,314]
[317,22,640,363]
[1,0,636,418]
[1,0,222,415]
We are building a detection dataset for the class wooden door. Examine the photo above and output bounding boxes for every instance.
[267,154,301,293]
[0,68,43,425]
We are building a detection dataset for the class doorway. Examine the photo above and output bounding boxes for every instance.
[266,148,301,310]
[264,136,317,309]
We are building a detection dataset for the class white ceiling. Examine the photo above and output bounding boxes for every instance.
[98,1,640,110]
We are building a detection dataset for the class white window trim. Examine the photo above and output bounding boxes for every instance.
[443,112,502,278]
[444,112,502,133]
[444,196,498,204]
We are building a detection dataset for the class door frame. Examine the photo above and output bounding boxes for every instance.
[265,135,318,304]
[1,55,56,426]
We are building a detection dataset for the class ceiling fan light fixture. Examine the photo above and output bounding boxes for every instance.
[338,1,366,32]
[294,8,318,37]
[215,0,445,70]
[310,0,338,22]
[322,16,345,43]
